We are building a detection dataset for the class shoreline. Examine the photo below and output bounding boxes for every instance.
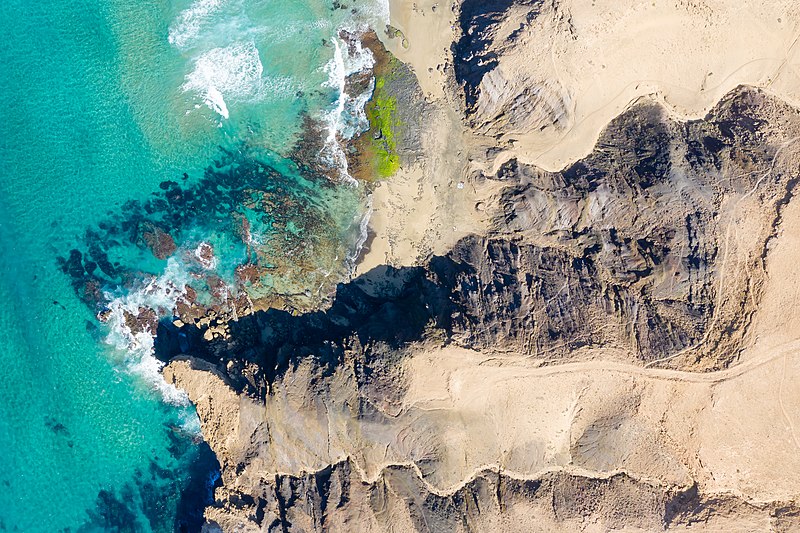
[155,1,800,530]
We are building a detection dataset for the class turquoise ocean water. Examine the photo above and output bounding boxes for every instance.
[0,0,385,531]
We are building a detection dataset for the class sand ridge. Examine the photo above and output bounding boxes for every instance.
[386,0,800,172]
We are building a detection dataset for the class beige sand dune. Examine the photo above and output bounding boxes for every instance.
[386,0,800,172]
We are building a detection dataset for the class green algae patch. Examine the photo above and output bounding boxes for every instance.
[346,31,411,183]
[347,30,426,183]
[365,73,402,178]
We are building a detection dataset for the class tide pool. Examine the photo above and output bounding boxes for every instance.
[0,0,386,531]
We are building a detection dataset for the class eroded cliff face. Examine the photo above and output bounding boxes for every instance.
[453,0,572,139]
[158,80,800,531]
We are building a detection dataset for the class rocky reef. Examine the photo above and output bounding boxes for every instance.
[57,145,370,351]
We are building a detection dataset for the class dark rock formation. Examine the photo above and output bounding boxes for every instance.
[158,87,800,387]
[153,85,800,530]
[155,263,452,398]
[490,87,800,365]
[453,0,544,112]
[195,458,800,533]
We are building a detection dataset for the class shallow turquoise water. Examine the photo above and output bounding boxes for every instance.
[0,0,384,530]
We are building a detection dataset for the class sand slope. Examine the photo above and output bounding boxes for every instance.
[388,0,800,172]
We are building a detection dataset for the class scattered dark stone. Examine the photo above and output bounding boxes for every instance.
[63,249,85,278]
[140,224,177,260]
[44,416,70,437]
[123,306,159,336]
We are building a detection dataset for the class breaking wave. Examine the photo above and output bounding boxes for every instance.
[101,258,194,406]
[182,41,292,119]
[168,0,229,50]
[346,194,373,274]
[320,34,376,184]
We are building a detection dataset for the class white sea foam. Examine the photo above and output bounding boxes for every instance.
[179,410,203,437]
[346,195,373,274]
[182,41,263,119]
[169,0,228,50]
[194,242,218,270]
[364,0,391,28]
[182,41,293,119]
[182,41,262,119]
[320,35,375,184]
[320,38,350,181]
[102,258,193,406]
[205,86,229,119]
[343,80,374,139]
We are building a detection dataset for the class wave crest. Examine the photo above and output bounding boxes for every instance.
[168,0,228,50]
[102,258,193,406]
[320,34,376,184]
[182,41,275,119]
